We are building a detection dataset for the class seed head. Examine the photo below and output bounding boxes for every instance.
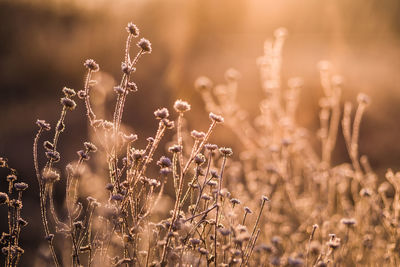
[154,108,169,120]
[123,133,138,143]
[42,169,60,183]
[244,207,252,214]
[261,195,270,202]
[111,194,124,201]
[219,147,233,157]
[340,218,356,226]
[14,182,28,191]
[137,38,152,53]
[62,87,76,97]
[126,22,139,36]
[77,150,90,160]
[162,118,175,129]
[194,76,212,91]
[36,119,51,131]
[209,112,224,123]
[46,151,60,162]
[230,198,241,205]
[160,167,172,175]
[157,156,172,168]
[169,145,182,153]
[84,142,98,152]
[191,130,206,140]
[84,59,99,72]
[121,62,135,75]
[61,97,77,110]
[194,154,206,165]
[174,99,191,113]
[205,143,218,151]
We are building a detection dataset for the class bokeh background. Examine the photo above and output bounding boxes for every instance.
[0,0,399,265]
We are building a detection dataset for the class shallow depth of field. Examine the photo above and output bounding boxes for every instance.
[1,0,400,266]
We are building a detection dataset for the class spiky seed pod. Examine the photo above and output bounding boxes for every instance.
[114,86,125,95]
[162,119,174,129]
[61,97,77,110]
[84,59,99,72]
[121,62,135,75]
[154,108,169,120]
[157,156,172,168]
[126,22,139,36]
[137,38,152,53]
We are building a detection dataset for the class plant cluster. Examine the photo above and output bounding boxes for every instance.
[1,22,400,267]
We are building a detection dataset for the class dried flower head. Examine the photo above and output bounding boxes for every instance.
[209,112,224,123]
[42,169,60,183]
[154,108,169,120]
[194,154,206,165]
[84,142,98,152]
[191,130,206,140]
[126,22,139,36]
[168,145,182,153]
[157,156,172,168]
[219,147,233,157]
[137,38,152,53]
[122,133,138,143]
[244,207,252,214]
[194,76,213,91]
[111,194,124,201]
[36,119,51,131]
[14,182,28,191]
[340,218,356,226]
[84,59,99,72]
[174,99,191,113]
[205,143,218,151]
[62,87,76,97]
[45,151,60,162]
[61,97,77,110]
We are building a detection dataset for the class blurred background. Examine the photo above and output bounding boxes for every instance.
[0,0,399,265]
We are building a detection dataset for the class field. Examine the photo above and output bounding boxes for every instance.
[1,1,400,266]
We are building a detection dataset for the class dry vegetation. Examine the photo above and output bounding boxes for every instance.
[1,22,399,267]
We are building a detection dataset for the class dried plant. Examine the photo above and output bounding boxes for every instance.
[0,158,29,267]
[1,22,399,267]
